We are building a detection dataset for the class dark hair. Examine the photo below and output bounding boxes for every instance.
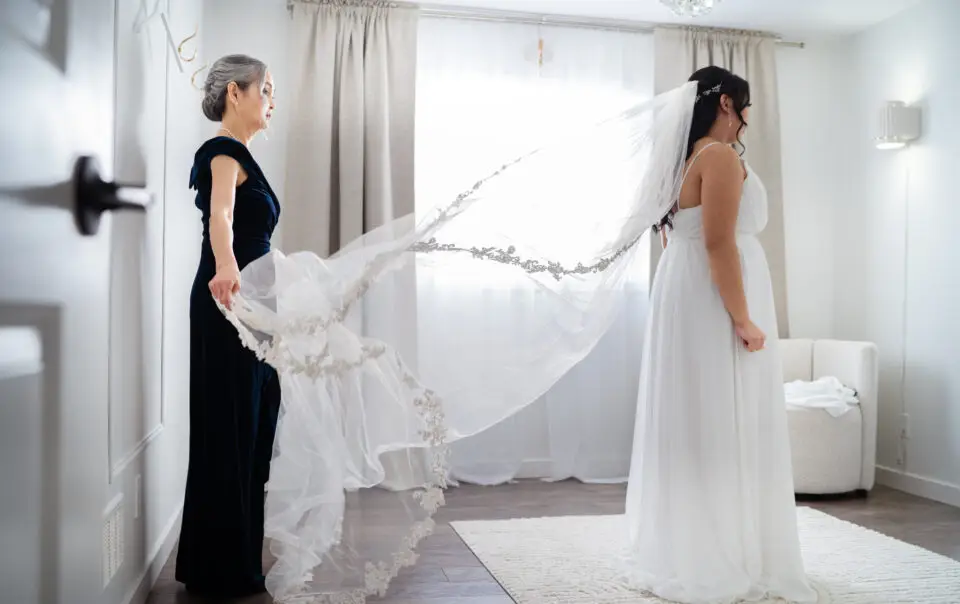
[201,54,267,122]
[653,66,751,233]
[686,66,751,159]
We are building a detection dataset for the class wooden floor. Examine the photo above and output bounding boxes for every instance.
[148,481,960,604]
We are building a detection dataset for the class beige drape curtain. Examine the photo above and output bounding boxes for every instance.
[283,0,419,257]
[283,1,425,488]
[653,27,789,336]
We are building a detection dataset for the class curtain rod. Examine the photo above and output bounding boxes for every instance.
[286,1,804,48]
[415,3,805,48]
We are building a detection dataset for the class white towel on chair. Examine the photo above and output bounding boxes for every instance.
[784,376,859,417]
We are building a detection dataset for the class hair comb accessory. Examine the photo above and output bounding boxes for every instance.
[695,83,722,102]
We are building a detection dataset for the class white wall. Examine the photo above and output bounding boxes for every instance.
[833,0,960,506]
[103,1,207,603]
[777,38,856,339]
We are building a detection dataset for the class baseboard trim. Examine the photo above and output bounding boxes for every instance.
[876,465,960,508]
[122,504,183,604]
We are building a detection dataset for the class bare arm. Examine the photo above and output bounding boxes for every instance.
[700,146,749,327]
[206,155,243,308]
[209,155,240,272]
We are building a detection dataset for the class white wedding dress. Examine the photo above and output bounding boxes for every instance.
[624,146,819,604]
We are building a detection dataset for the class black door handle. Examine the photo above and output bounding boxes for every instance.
[73,155,151,236]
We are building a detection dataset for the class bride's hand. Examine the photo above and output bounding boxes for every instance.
[735,319,766,352]
[209,262,241,310]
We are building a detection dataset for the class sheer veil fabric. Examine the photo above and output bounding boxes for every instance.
[220,81,697,603]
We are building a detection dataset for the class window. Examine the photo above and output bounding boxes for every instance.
[414,18,653,285]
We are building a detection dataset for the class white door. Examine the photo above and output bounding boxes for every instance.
[0,2,147,603]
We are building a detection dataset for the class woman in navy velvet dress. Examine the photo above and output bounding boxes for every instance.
[175,54,279,598]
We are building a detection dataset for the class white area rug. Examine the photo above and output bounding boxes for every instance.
[451,507,960,603]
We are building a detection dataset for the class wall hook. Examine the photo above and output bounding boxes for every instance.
[190,63,209,91]
[177,26,198,62]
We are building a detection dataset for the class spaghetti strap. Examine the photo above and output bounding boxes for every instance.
[681,141,722,185]
[657,141,723,223]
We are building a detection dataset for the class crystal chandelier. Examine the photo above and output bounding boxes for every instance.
[660,0,722,18]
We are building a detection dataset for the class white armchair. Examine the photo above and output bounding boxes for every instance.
[780,339,879,496]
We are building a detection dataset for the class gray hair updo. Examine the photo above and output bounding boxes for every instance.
[201,54,268,122]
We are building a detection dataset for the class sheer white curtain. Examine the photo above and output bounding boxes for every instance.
[415,18,653,484]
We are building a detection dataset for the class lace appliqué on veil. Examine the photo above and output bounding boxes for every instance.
[218,297,451,604]
[410,236,641,281]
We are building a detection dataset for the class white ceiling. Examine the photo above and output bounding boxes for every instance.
[419,0,923,38]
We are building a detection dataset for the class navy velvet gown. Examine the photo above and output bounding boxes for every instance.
[176,137,281,597]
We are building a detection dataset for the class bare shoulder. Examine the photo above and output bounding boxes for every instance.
[210,154,241,174]
[210,154,247,186]
[698,143,741,175]
[699,142,744,215]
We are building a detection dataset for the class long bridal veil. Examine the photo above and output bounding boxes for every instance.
[221,81,696,603]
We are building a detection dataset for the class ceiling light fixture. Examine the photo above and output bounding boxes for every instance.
[660,0,722,18]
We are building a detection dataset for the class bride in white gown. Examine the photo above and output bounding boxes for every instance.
[624,66,818,603]
[221,60,817,603]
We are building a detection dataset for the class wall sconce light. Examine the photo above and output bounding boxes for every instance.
[875,101,921,150]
